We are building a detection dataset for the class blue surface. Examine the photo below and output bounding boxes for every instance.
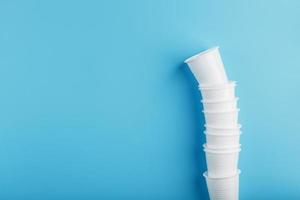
[0,0,300,199]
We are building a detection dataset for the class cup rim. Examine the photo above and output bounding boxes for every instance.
[205,144,241,150]
[201,97,238,104]
[204,131,242,136]
[203,144,241,153]
[203,143,241,149]
[203,108,240,114]
[205,124,242,130]
[199,81,236,90]
[184,46,219,64]
[203,169,241,179]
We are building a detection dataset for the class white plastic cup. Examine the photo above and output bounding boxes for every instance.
[203,109,239,128]
[205,131,241,149]
[204,145,240,178]
[199,81,236,101]
[205,124,241,135]
[184,47,228,86]
[202,97,238,112]
[204,170,240,200]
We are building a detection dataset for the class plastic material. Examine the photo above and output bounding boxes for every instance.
[203,109,239,128]
[186,46,241,200]
[204,170,240,200]
[204,145,240,178]
[199,81,236,101]
[185,47,228,86]
[202,98,238,112]
[205,124,242,135]
[205,132,241,148]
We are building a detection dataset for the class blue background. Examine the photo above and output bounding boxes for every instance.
[0,0,299,199]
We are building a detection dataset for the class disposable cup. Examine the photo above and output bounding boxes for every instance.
[202,97,238,112]
[199,81,236,101]
[204,170,240,200]
[205,124,241,135]
[184,47,228,86]
[203,109,239,128]
[205,132,241,149]
[204,145,240,178]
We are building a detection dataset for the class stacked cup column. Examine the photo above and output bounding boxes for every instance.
[185,47,241,200]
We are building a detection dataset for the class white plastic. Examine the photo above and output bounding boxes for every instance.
[205,132,241,149]
[205,124,242,135]
[199,81,236,101]
[204,170,240,200]
[184,47,228,86]
[204,145,240,178]
[202,97,238,112]
[203,109,239,128]
[203,143,241,150]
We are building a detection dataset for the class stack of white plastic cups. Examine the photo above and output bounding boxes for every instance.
[185,47,241,200]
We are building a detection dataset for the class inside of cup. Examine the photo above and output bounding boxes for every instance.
[184,46,219,64]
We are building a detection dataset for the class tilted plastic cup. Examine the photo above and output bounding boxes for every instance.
[184,47,228,86]
[205,131,241,149]
[199,81,236,101]
[204,145,240,178]
[205,124,242,135]
[204,170,241,200]
[202,97,238,112]
[203,109,239,128]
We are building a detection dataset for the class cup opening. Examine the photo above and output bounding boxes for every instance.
[184,46,219,64]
